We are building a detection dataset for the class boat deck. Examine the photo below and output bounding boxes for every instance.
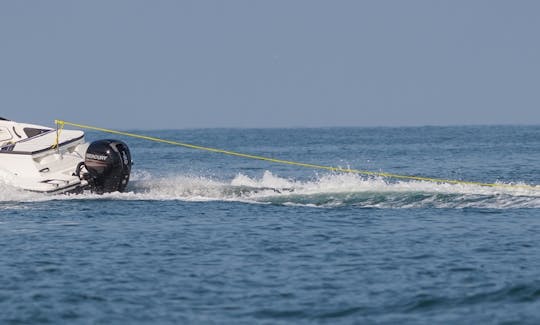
[0,129,85,155]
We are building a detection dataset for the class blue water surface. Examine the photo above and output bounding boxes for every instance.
[1,126,540,324]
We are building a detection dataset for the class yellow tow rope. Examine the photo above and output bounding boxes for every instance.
[55,120,539,192]
[51,120,65,149]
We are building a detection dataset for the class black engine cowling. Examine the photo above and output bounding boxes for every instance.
[83,139,132,193]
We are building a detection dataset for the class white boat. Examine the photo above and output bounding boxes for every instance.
[0,117,131,194]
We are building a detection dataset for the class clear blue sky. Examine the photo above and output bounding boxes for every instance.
[1,1,539,129]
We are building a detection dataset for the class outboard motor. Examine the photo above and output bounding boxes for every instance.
[82,139,132,193]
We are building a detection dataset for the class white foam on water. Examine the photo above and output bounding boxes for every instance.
[1,170,539,208]
[0,181,48,204]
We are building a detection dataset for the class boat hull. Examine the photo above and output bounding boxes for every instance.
[0,119,132,194]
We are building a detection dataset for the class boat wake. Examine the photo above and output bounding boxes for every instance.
[1,171,539,208]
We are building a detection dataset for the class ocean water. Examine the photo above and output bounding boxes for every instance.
[1,125,540,324]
